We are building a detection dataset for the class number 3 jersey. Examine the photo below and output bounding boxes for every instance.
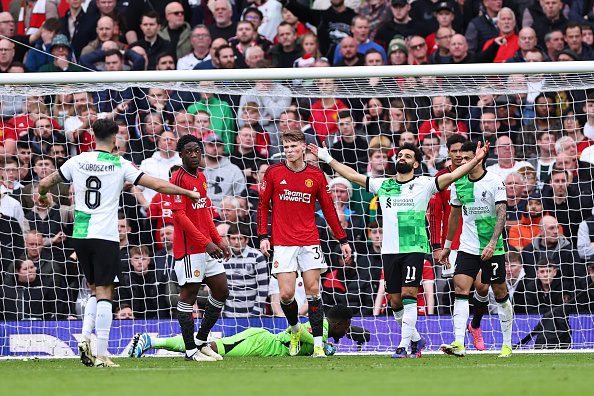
[449,172,507,256]
[59,151,143,242]
[366,176,439,254]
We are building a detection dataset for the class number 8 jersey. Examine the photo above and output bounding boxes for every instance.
[59,151,143,242]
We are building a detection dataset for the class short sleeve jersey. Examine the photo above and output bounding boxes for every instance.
[449,172,507,256]
[59,151,143,242]
[367,176,439,254]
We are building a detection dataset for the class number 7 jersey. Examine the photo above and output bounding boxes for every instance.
[59,150,143,242]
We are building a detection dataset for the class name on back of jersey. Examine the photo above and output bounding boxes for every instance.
[279,189,311,203]
[78,163,115,172]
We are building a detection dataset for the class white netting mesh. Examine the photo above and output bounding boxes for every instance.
[1,66,594,356]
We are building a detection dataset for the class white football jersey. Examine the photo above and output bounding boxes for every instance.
[449,172,507,256]
[59,151,143,242]
[367,176,439,254]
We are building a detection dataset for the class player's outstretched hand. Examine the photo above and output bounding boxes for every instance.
[217,240,231,261]
[341,243,352,263]
[260,239,271,257]
[206,242,224,260]
[307,143,333,164]
[474,141,490,162]
[187,190,201,202]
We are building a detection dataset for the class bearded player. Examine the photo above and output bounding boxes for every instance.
[258,130,352,358]
[309,140,488,358]
[428,134,490,351]
[437,141,512,358]
[168,134,231,362]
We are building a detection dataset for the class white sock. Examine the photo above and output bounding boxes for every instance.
[453,297,470,345]
[81,296,97,340]
[95,300,113,357]
[314,336,323,348]
[497,297,513,347]
[186,348,197,357]
[398,303,418,348]
[290,324,300,333]
[393,309,421,342]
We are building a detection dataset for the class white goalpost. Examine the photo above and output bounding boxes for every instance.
[0,62,593,358]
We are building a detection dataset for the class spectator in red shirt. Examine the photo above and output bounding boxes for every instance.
[482,7,519,63]
[309,78,348,142]
[418,96,469,141]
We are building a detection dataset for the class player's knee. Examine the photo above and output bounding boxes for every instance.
[401,294,416,303]
[492,284,508,300]
[280,292,295,303]
[389,300,402,311]
[454,283,471,295]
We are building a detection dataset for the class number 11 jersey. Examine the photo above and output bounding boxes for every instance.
[59,150,143,242]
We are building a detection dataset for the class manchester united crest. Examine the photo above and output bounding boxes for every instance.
[273,260,279,268]
[194,270,201,277]
[305,179,314,188]
[203,182,207,190]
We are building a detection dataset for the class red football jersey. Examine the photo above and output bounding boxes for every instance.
[168,167,221,259]
[257,163,347,246]
[428,165,462,250]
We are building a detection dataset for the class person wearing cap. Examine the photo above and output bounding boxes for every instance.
[387,36,408,65]
[317,176,365,243]
[412,0,462,39]
[425,1,456,55]
[202,132,247,210]
[375,0,426,50]
[38,34,84,72]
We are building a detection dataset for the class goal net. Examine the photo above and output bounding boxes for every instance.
[1,63,594,357]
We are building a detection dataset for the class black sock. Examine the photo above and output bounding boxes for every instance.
[307,296,324,338]
[471,301,488,329]
[196,296,224,345]
[177,302,196,353]
[281,298,299,327]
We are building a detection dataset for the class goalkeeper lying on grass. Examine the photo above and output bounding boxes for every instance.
[129,305,369,358]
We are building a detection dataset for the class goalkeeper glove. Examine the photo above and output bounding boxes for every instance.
[317,146,333,164]
[323,342,336,356]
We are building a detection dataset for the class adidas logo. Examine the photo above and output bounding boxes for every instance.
[280,179,287,185]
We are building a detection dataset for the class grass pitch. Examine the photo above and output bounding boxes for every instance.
[1,353,592,396]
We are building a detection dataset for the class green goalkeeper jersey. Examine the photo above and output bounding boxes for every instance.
[214,321,330,357]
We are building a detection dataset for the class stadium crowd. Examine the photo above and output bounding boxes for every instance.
[1,0,594,344]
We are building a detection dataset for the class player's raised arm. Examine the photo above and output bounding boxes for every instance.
[37,171,64,206]
[308,143,367,188]
[436,141,490,191]
[137,174,201,201]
